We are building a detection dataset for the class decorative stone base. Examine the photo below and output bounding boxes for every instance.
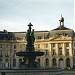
[0,68,62,75]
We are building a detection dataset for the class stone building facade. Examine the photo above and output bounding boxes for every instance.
[0,16,75,69]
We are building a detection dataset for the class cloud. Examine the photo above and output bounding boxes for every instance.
[0,0,74,31]
[0,19,29,32]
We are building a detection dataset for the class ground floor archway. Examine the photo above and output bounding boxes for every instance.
[66,58,70,68]
[59,58,64,68]
[52,58,57,68]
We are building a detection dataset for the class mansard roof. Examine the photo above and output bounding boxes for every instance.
[50,26,74,37]
[51,25,72,31]
[0,30,15,40]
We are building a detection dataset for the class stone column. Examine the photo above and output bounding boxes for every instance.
[63,58,66,68]
[69,43,73,56]
[69,42,73,68]
[63,43,66,68]
[70,57,73,68]
[49,43,52,57]
[56,43,58,56]
[16,57,19,69]
[41,56,45,68]
[49,43,52,68]
[56,58,59,68]
[63,43,65,56]
[50,58,52,68]
[40,43,45,68]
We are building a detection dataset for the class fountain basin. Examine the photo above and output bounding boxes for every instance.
[16,51,44,57]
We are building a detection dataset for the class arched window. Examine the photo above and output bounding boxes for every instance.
[66,58,70,68]
[59,58,64,68]
[52,58,56,67]
[45,58,49,67]
[19,58,22,68]
[37,58,40,68]
[13,58,16,67]
[5,58,9,68]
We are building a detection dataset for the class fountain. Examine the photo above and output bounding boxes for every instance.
[16,22,44,68]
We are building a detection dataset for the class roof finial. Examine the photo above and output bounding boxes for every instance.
[59,14,64,27]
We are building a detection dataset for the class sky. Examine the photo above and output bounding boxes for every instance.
[0,0,74,32]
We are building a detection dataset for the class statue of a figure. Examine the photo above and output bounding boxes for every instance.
[31,29,35,44]
[26,27,35,45]
[26,29,31,43]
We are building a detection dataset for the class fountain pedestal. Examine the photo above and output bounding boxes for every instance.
[16,23,44,68]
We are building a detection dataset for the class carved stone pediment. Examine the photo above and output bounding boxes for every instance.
[49,35,72,41]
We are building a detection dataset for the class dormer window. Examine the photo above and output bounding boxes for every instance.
[58,34,62,36]
[65,33,68,36]
[38,36,42,39]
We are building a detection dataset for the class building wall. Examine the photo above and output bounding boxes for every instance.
[0,32,75,69]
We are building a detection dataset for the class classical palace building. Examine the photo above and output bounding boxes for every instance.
[0,16,75,69]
